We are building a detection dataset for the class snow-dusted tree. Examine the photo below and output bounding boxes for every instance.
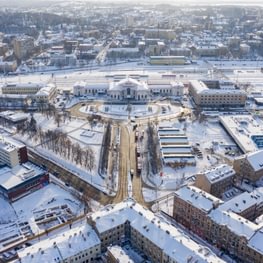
[54,113,62,127]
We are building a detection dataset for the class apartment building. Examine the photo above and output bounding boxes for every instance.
[145,29,176,40]
[13,36,35,60]
[88,199,225,263]
[0,136,28,168]
[172,185,263,263]
[207,209,260,262]
[189,80,246,107]
[194,164,235,197]
[17,223,101,263]
[233,150,263,182]
[173,186,223,238]
[217,188,263,220]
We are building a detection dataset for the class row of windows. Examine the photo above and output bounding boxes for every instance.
[64,248,100,263]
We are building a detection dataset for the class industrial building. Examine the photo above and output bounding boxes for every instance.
[158,127,195,166]
[0,162,49,201]
[149,56,188,65]
[0,136,49,201]
[220,115,263,153]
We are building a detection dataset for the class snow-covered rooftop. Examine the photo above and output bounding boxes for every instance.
[199,164,235,183]
[109,78,148,91]
[190,80,208,93]
[220,115,263,153]
[0,135,25,152]
[190,80,245,95]
[248,227,263,254]
[107,245,135,263]
[89,199,225,263]
[0,162,45,191]
[35,84,56,97]
[218,187,263,214]
[0,111,29,122]
[2,82,44,90]
[17,223,100,263]
[209,209,259,239]
[246,150,263,172]
[175,186,223,213]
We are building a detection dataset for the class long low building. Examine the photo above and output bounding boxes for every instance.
[0,82,57,108]
[149,56,188,65]
[73,77,184,101]
[189,80,246,107]
[158,127,195,166]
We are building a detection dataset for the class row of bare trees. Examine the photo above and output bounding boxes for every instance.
[99,122,111,175]
[17,118,95,171]
[147,122,161,174]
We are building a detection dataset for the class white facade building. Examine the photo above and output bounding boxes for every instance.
[73,77,184,101]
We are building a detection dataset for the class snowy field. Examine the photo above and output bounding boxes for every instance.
[12,114,113,194]
[33,113,91,133]
[0,183,83,251]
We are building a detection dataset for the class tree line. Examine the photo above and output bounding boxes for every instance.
[17,116,95,171]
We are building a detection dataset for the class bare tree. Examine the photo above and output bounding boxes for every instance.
[86,147,95,171]
[54,113,62,127]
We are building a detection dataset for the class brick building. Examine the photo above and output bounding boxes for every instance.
[234,150,263,183]
[194,164,235,198]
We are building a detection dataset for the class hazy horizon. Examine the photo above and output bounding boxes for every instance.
[0,0,263,5]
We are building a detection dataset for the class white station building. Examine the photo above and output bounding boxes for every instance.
[73,77,184,101]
